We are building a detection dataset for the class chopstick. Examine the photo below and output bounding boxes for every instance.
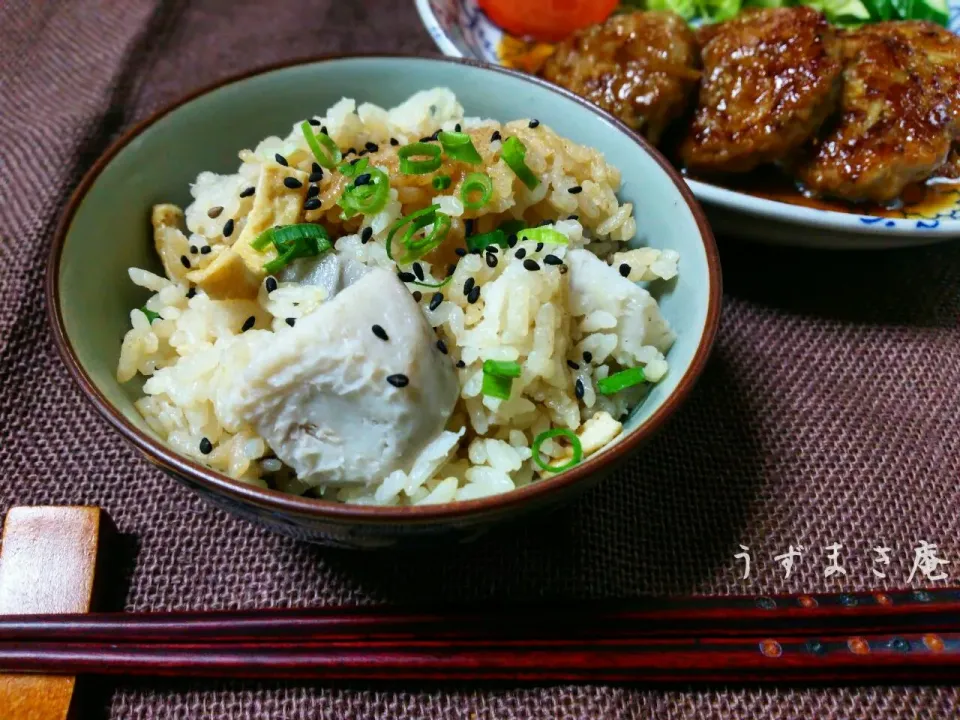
[0,589,957,683]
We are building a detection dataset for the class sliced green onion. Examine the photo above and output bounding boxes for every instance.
[517,227,568,245]
[482,372,514,400]
[597,366,647,395]
[398,143,442,174]
[338,157,369,177]
[140,307,161,324]
[337,168,390,219]
[432,175,452,190]
[483,359,522,378]
[438,131,482,164]
[501,136,540,190]
[410,274,453,289]
[251,223,333,274]
[301,121,342,169]
[531,428,582,473]
[466,229,508,253]
[460,172,493,211]
[498,219,526,236]
[386,205,451,262]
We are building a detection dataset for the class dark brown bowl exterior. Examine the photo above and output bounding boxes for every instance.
[47,54,722,549]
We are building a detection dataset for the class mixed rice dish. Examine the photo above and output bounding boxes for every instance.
[118,88,679,506]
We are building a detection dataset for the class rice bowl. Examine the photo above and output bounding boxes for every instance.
[117,87,680,506]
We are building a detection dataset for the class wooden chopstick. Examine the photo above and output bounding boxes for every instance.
[1,589,959,642]
[0,633,958,683]
[0,589,957,683]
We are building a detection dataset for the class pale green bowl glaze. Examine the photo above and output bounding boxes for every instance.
[49,55,721,548]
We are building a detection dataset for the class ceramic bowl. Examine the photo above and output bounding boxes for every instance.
[416,0,960,249]
[48,55,721,548]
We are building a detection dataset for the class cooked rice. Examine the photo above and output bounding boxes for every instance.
[118,88,678,505]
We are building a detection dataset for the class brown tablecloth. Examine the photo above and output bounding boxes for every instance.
[3,0,960,716]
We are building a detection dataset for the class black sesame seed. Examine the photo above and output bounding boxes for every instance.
[455,247,467,257]
[515,248,527,259]
[436,339,448,354]
[365,141,379,153]
[312,162,323,174]
[523,259,540,271]
[486,253,498,268]
[412,291,423,302]
[354,173,372,187]
[456,360,466,368]
[285,317,296,327]
[568,214,579,220]
[180,255,190,268]
[321,126,328,135]
[201,245,212,255]
[583,351,593,363]
[239,186,256,198]
[361,226,373,244]
[419,136,432,143]
[207,206,223,219]
[430,130,441,141]
[447,264,457,276]
[265,277,278,293]
[190,245,199,254]
[528,119,540,128]
[223,218,235,237]
[345,147,357,157]
[535,242,544,253]
[508,234,518,248]
[567,359,580,370]
[275,153,288,166]
[304,198,322,211]
[454,123,462,132]
[467,285,481,304]
[544,254,562,265]
[429,292,444,311]
[390,137,400,146]
[372,324,389,341]
[398,271,416,283]
[575,378,585,400]
[307,118,322,126]
[283,177,303,189]
[241,316,256,332]
[486,244,498,253]
[619,263,631,277]
[186,287,197,299]
[199,437,213,455]
[307,185,320,198]
[491,130,502,142]
[308,171,324,183]
[413,262,425,281]
[387,373,409,388]
[463,277,475,295]
[350,158,361,166]
[358,149,368,157]
[568,185,583,194]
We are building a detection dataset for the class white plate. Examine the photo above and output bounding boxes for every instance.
[416,0,960,248]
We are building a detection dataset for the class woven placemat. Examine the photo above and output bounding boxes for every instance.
[2,1,959,717]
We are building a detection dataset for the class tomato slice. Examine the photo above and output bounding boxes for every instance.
[478,0,620,42]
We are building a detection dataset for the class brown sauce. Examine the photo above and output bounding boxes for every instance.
[686,167,960,219]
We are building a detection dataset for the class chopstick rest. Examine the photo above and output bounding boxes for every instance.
[0,506,108,720]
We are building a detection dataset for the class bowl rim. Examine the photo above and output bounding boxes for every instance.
[47,52,722,524]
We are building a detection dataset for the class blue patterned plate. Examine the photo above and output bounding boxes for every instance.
[416,0,960,248]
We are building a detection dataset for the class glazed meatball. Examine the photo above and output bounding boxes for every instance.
[680,7,843,174]
[794,23,957,204]
[541,11,700,145]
